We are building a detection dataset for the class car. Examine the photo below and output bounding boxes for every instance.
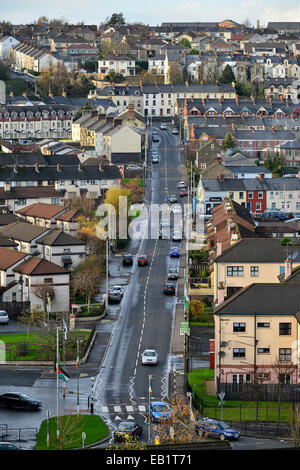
[142,349,158,365]
[152,136,159,142]
[0,311,8,324]
[122,254,133,266]
[179,188,187,197]
[169,195,178,203]
[170,246,180,257]
[285,217,300,222]
[0,442,22,450]
[163,283,176,295]
[111,286,124,297]
[151,150,159,156]
[159,228,169,239]
[160,124,167,130]
[195,417,240,441]
[172,128,179,135]
[160,219,170,228]
[152,155,159,163]
[0,393,41,410]
[138,255,149,266]
[261,211,286,221]
[177,181,187,189]
[168,268,178,280]
[127,164,141,171]
[113,421,143,441]
[172,230,182,241]
[108,291,122,303]
[148,401,172,422]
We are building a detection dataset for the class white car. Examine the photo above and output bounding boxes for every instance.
[142,349,158,365]
[172,230,182,241]
[172,205,182,214]
[127,165,141,171]
[111,286,124,297]
[172,128,179,135]
[177,181,186,188]
[160,124,167,130]
[152,156,159,163]
[0,311,9,324]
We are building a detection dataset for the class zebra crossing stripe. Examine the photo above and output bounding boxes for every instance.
[113,406,122,412]
[126,405,134,412]
[101,406,109,413]
[138,405,146,412]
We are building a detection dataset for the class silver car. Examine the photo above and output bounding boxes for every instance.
[0,311,8,324]
[172,230,182,241]
[142,349,158,365]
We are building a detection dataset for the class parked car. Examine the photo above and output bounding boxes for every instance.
[163,283,176,295]
[177,181,187,188]
[0,311,8,324]
[168,268,178,280]
[169,195,178,203]
[108,291,122,303]
[0,393,41,410]
[172,204,182,214]
[122,254,133,266]
[160,124,167,130]
[152,155,159,163]
[138,255,149,266]
[170,246,180,257]
[172,128,179,135]
[179,188,187,197]
[261,211,286,221]
[141,349,158,365]
[159,228,169,239]
[127,165,141,171]
[0,442,22,450]
[195,417,240,441]
[113,421,143,441]
[148,401,172,422]
[152,150,159,156]
[111,286,124,297]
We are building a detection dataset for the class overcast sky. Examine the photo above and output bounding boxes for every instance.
[2,0,300,27]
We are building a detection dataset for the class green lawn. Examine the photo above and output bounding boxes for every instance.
[0,331,90,361]
[35,414,109,450]
[188,369,294,423]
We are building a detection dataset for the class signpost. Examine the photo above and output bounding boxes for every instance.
[218,391,225,420]
[180,321,190,336]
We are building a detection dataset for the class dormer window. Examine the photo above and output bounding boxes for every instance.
[11,112,17,120]
[36,112,41,118]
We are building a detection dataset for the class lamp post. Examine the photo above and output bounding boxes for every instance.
[90,377,95,414]
[76,336,85,416]
[18,274,24,312]
[148,375,154,444]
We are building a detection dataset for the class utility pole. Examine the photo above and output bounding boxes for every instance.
[148,375,153,444]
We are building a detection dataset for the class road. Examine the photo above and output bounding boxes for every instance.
[93,125,183,438]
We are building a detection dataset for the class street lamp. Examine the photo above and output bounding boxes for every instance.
[76,336,85,416]
[18,274,24,312]
[90,377,95,414]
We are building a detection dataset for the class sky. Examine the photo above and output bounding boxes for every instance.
[2,0,300,27]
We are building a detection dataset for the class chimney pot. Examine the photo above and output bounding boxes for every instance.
[285,258,292,279]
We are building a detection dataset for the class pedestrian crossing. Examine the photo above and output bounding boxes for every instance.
[95,397,163,419]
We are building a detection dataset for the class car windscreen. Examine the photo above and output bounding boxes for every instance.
[144,351,156,356]
[118,423,133,431]
[153,405,168,412]
[218,423,231,430]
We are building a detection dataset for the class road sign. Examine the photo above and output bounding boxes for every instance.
[218,392,225,402]
[181,321,189,332]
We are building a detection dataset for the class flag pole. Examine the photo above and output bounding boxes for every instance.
[56,327,60,440]
[148,375,153,444]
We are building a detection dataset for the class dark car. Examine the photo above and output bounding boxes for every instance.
[0,393,41,410]
[122,254,133,266]
[163,283,176,295]
[0,442,22,450]
[108,291,122,303]
[138,255,149,266]
[195,417,240,441]
[179,188,187,197]
[113,421,143,441]
[261,211,286,221]
[167,268,178,280]
[170,246,180,257]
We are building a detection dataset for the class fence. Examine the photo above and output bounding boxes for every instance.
[0,301,30,320]
[0,424,38,442]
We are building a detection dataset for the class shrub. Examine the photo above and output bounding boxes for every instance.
[189,300,205,319]
[15,342,29,357]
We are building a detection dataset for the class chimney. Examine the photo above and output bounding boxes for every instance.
[48,91,53,98]
[286,99,289,107]
[231,123,235,130]
[22,92,27,98]
[4,182,11,192]
[258,173,264,181]
[218,173,225,181]
[35,163,40,173]
[13,165,18,173]
[128,102,135,117]
[99,163,103,170]
[9,91,14,98]
[78,163,83,171]
[216,241,223,256]
[285,258,292,279]
[57,163,62,172]
[279,94,284,102]
[62,91,67,98]
[217,282,225,304]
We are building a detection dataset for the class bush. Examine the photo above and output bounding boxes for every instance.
[15,342,29,357]
[189,300,205,320]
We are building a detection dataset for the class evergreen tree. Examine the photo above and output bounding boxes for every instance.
[223,133,235,150]
[220,64,235,84]
[107,13,126,27]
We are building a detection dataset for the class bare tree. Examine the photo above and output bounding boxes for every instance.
[32,284,55,313]
[273,358,297,425]
[289,404,300,447]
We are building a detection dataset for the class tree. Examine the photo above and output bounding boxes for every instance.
[121,178,144,203]
[273,358,297,425]
[104,71,125,83]
[107,13,126,27]
[223,132,235,150]
[179,38,191,48]
[32,284,55,313]
[18,305,46,344]
[190,49,199,55]
[71,256,102,311]
[0,60,11,81]
[168,63,184,84]
[289,405,300,447]
[219,64,235,84]
[104,187,131,214]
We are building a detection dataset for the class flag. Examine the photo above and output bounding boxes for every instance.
[76,351,80,369]
[184,285,189,311]
[56,359,70,382]
[63,318,68,341]
[149,377,153,395]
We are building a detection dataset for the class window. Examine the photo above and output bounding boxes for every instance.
[279,348,291,361]
[233,348,245,358]
[229,192,234,199]
[279,374,291,384]
[256,202,261,211]
[257,348,270,354]
[258,192,263,199]
[279,323,291,336]
[233,322,246,332]
[227,266,244,276]
[239,192,244,199]
[44,278,53,284]
[257,322,270,328]
[248,192,253,199]
[250,266,259,277]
